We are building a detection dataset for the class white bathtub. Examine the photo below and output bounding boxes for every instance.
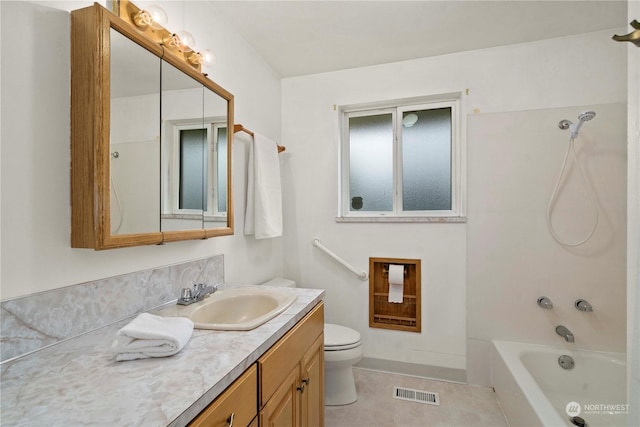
[491,340,627,427]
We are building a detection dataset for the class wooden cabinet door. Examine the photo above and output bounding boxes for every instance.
[260,365,299,427]
[300,333,324,427]
[189,365,257,427]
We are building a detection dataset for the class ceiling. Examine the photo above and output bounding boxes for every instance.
[207,1,628,78]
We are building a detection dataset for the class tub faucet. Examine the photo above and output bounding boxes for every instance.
[556,325,575,343]
[177,283,218,306]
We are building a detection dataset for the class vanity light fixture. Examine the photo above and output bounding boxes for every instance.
[163,32,195,53]
[188,49,216,66]
[116,0,215,72]
[132,5,168,30]
[174,30,196,53]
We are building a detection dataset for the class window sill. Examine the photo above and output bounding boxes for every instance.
[335,216,466,224]
[162,213,227,222]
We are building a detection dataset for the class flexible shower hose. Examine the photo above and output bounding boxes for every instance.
[546,136,600,246]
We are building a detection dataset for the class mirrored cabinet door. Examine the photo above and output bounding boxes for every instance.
[160,59,205,231]
[204,85,230,230]
[110,28,161,235]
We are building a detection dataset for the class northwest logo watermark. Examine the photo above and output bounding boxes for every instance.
[566,401,581,416]
[565,401,629,416]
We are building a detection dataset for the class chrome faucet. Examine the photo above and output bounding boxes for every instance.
[556,325,575,343]
[575,299,593,312]
[177,283,218,306]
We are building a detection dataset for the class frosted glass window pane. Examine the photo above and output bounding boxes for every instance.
[216,127,227,213]
[402,108,452,211]
[349,114,393,211]
[179,128,207,210]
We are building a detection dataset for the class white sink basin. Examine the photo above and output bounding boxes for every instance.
[161,287,297,330]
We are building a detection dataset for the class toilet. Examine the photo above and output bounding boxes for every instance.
[260,278,363,406]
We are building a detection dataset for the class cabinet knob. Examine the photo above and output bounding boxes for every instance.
[296,384,305,393]
[301,377,310,385]
[227,412,235,427]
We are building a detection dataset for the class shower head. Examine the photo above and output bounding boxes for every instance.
[578,111,596,122]
[570,110,596,138]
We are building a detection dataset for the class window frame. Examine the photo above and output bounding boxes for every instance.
[338,94,465,222]
[163,117,228,221]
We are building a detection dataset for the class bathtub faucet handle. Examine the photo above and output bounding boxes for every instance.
[574,299,593,312]
[537,296,553,310]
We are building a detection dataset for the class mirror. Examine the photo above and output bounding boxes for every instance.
[110,29,161,235]
[71,3,234,250]
[159,60,231,231]
[160,59,205,231]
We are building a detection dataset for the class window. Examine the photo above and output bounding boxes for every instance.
[164,118,227,220]
[339,95,464,221]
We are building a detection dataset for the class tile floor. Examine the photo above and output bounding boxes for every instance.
[324,368,509,427]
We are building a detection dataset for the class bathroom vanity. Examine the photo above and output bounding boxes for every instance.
[191,302,324,427]
[0,287,324,427]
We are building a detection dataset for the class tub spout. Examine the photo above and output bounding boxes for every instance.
[556,325,575,343]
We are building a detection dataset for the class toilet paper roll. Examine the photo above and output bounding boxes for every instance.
[388,264,404,303]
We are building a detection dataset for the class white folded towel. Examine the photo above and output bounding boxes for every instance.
[245,133,283,239]
[111,313,194,361]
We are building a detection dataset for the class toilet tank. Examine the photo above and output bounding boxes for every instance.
[261,278,296,288]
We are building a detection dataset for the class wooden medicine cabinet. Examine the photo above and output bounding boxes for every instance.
[71,2,234,250]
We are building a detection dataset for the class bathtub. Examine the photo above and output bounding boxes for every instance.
[491,340,627,427]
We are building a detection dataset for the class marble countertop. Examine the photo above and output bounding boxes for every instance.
[0,286,324,427]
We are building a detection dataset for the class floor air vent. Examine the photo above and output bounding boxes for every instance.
[392,387,440,405]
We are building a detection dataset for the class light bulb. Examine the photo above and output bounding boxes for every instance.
[187,49,215,67]
[146,5,168,30]
[175,30,195,52]
[133,5,167,30]
[201,49,216,65]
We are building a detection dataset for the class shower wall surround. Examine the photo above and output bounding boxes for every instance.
[0,255,224,362]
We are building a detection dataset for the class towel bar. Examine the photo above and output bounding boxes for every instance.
[233,124,286,153]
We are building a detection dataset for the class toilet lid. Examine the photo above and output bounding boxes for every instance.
[324,323,361,350]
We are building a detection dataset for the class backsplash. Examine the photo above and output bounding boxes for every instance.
[0,255,224,362]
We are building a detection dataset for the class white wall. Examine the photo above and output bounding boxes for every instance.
[626,1,640,425]
[0,0,283,300]
[281,29,626,372]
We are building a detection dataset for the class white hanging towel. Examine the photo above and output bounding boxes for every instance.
[245,133,283,239]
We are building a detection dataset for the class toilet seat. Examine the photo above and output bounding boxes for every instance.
[324,323,361,351]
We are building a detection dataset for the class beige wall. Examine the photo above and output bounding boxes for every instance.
[467,104,627,384]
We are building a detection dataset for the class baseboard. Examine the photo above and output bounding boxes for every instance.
[354,357,467,384]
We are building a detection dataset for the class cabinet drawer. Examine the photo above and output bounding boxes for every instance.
[189,364,258,427]
[258,302,324,407]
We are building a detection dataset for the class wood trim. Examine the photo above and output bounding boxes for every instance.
[71,5,98,248]
[162,229,206,243]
